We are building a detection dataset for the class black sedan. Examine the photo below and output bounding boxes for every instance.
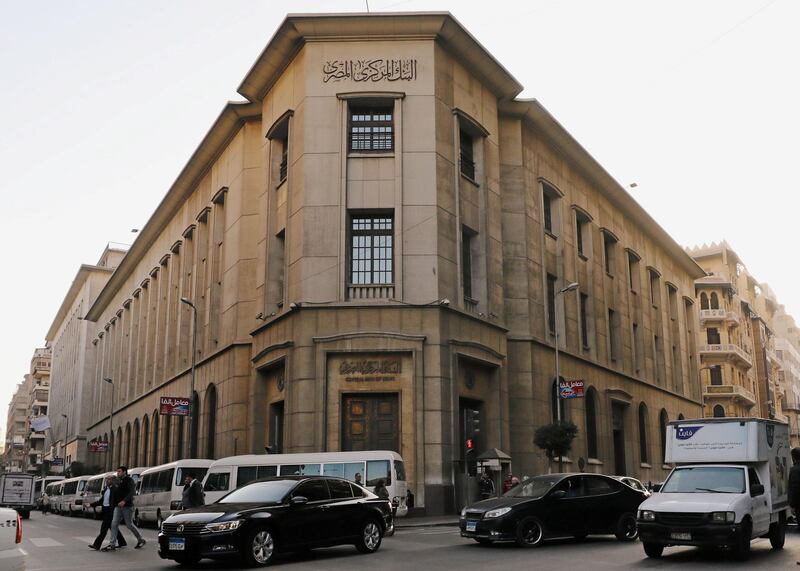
[158,476,393,566]
[460,473,647,547]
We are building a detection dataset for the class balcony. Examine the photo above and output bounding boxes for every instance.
[699,343,753,369]
[784,400,800,413]
[347,284,394,300]
[699,309,739,327]
[28,432,45,440]
[703,384,757,406]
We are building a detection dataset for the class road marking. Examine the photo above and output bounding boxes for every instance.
[18,548,27,555]
[28,537,64,547]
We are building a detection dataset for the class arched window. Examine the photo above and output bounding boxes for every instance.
[700,292,709,310]
[205,384,217,458]
[710,292,719,309]
[585,388,598,459]
[713,404,726,418]
[124,423,131,467]
[141,415,149,467]
[638,403,649,464]
[163,414,172,463]
[659,409,669,464]
[678,413,685,420]
[551,379,565,423]
[151,411,159,466]
[190,391,200,457]
[132,419,140,467]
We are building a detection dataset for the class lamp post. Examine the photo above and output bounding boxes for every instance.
[180,297,197,459]
[554,282,579,473]
[61,414,68,469]
[103,378,114,470]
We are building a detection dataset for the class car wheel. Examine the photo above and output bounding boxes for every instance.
[174,553,202,566]
[643,542,663,558]
[515,517,544,547]
[243,528,276,567]
[769,519,785,549]
[614,513,638,541]
[732,518,751,561]
[355,519,383,554]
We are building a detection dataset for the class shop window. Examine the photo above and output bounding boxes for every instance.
[350,106,393,152]
[350,214,394,285]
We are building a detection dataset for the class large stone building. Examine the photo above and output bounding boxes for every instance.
[44,245,125,469]
[82,12,705,514]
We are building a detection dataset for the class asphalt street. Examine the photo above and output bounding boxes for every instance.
[5,512,800,571]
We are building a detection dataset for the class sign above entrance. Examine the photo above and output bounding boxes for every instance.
[323,59,418,83]
[340,358,402,382]
[159,396,190,416]
[558,379,585,399]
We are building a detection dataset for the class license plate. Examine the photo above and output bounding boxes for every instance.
[670,532,691,541]
[466,521,477,532]
[169,537,186,551]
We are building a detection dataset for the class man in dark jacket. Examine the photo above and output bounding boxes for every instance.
[89,475,127,550]
[103,466,146,551]
[182,473,205,509]
[789,447,800,528]
[478,471,495,500]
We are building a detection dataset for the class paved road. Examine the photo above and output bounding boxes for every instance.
[8,512,800,570]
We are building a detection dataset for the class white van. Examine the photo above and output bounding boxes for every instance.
[60,476,91,516]
[202,451,408,515]
[638,417,790,560]
[134,460,212,528]
[44,482,61,514]
[81,472,113,518]
[34,476,63,510]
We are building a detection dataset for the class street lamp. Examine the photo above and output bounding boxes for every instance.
[180,297,197,459]
[554,282,579,473]
[103,378,114,470]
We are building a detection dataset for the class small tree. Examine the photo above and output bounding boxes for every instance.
[534,421,578,473]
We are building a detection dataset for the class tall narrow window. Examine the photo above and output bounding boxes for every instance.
[543,193,553,233]
[710,292,720,309]
[632,323,641,374]
[350,215,393,285]
[628,251,640,292]
[649,269,661,307]
[275,230,285,306]
[459,129,475,180]
[585,388,598,458]
[700,292,709,310]
[541,183,560,236]
[638,403,649,464]
[547,274,558,334]
[278,137,288,183]
[710,365,723,385]
[668,285,679,320]
[608,308,619,361]
[205,384,217,458]
[707,327,721,345]
[580,293,590,349]
[654,335,663,382]
[603,231,617,275]
[350,106,393,152]
[575,210,590,258]
[462,228,474,300]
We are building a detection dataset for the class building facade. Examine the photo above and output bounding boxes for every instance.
[4,380,30,472]
[44,246,124,469]
[773,306,800,446]
[24,348,51,473]
[82,13,705,514]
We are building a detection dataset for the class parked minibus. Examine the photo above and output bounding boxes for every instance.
[59,476,91,516]
[34,476,63,510]
[81,472,113,518]
[202,451,408,515]
[50,480,65,514]
[134,460,212,528]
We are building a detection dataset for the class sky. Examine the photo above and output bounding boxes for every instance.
[1,0,798,437]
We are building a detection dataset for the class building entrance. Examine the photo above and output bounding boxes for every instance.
[341,394,399,452]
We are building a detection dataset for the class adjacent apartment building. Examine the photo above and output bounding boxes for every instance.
[3,380,29,472]
[44,245,125,469]
[24,347,51,472]
[80,12,704,514]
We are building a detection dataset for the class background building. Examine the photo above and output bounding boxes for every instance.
[78,13,706,514]
[24,347,51,473]
[4,380,29,472]
[44,245,125,470]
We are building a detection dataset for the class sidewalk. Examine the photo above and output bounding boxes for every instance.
[395,515,460,528]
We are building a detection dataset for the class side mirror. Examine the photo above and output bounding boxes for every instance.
[550,490,567,499]
[750,484,765,497]
[290,495,309,506]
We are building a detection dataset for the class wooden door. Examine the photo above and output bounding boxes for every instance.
[342,394,399,452]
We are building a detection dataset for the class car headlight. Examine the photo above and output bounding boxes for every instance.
[460,507,467,518]
[205,519,244,533]
[638,510,656,522]
[710,511,735,524]
[484,507,512,519]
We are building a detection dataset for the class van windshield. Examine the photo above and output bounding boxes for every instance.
[661,466,745,494]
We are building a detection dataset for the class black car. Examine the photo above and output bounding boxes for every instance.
[158,476,393,567]
[459,473,647,547]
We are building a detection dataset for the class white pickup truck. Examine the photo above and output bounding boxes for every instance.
[637,417,790,560]
[0,507,23,569]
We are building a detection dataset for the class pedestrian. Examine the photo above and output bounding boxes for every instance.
[182,472,205,509]
[502,474,514,494]
[102,466,146,551]
[89,475,128,551]
[354,473,363,487]
[373,479,390,500]
[41,490,50,516]
[789,447,800,529]
[406,489,415,509]
[478,471,495,500]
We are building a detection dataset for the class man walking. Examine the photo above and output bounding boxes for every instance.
[182,472,205,509]
[89,475,127,551]
[103,466,146,551]
[478,471,495,500]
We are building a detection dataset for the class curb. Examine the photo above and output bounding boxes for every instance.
[395,521,459,529]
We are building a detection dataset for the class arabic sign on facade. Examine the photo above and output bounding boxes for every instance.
[323,59,418,83]
[558,379,585,399]
[159,396,190,416]
[339,358,402,382]
[88,440,108,453]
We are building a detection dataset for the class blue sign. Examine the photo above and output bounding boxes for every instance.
[676,426,703,441]
[51,457,64,466]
